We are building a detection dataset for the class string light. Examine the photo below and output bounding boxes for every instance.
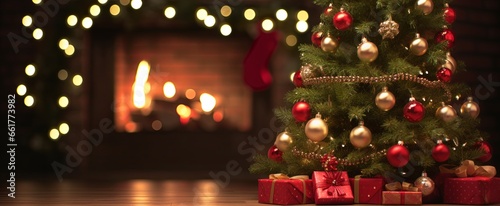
[110,4,120,16]
[58,96,69,108]
[90,5,101,16]
[152,120,162,131]
[196,8,208,20]
[25,64,36,76]
[59,39,69,50]
[22,15,32,27]
[285,35,297,46]
[163,82,176,98]
[98,0,108,4]
[67,15,78,27]
[296,21,308,32]
[297,10,309,21]
[49,129,60,140]
[244,8,256,20]
[59,123,70,134]
[64,45,75,56]
[261,19,274,31]
[24,95,35,107]
[82,17,93,29]
[16,84,27,96]
[73,74,83,86]
[33,28,43,40]
[220,5,232,17]
[185,89,196,99]
[32,0,41,5]
[130,0,142,10]
[220,24,232,36]
[164,7,176,19]
[204,15,216,27]
[119,0,130,6]
[58,69,68,80]
[276,9,288,21]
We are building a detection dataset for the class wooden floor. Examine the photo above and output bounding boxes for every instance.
[0,178,295,206]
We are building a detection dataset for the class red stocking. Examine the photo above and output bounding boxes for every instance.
[243,28,278,91]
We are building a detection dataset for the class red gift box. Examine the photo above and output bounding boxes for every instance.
[312,171,354,204]
[258,178,314,205]
[443,177,500,204]
[349,176,384,204]
[382,191,422,205]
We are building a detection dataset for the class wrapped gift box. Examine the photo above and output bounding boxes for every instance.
[258,178,314,205]
[382,191,422,205]
[312,171,354,204]
[349,176,384,204]
[443,177,500,204]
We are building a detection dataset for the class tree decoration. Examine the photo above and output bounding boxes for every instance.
[293,69,303,87]
[375,86,396,111]
[300,64,314,79]
[435,28,455,49]
[475,141,492,162]
[409,33,428,56]
[444,52,457,73]
[292,101,311,123]
[378,16,400,39]
[321,154,338,171]
[436,102,457,122]
[267,145,283,162]
[320,34,339,53]
[414,172,435,196]
[357,37,379,62]
[324,3,335,16]
[432,140,450,162]
[333,8,353,31]
[349,121,372,149]
[416,0,434,15]
[387,141,410,167]
[275,131,293,152]
[311,31,323,47]
[305,113,329,142]
[403,97,425,122]
[436,67,452,83]
[443,4,456,24]
[460,97,480,119]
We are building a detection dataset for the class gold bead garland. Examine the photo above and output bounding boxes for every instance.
[302,73,452,102]
[291,147,387,166]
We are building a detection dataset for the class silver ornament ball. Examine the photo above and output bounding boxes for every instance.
[414,172,435,196]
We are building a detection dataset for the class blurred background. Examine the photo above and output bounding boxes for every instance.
[1,0,499,182]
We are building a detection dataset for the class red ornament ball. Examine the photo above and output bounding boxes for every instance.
[333,10,353,31]
[292,101,311,123]
[475,141,492,162]
[435,29,455,49]
[432,142,450,162]
[436,67,452,83]
[324,5,335,16]
[444,7,456,24]
[267,145,283,162]
[311,32,323,47]
[403,99,426,122]
[293,69,303,87]
[387,144,410,167]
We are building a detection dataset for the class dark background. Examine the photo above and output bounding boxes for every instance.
[1,0,499,182]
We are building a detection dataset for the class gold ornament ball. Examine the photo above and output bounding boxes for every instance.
[305,114,328,142]
[417,0,434,15]
[436,103,457,122]
[357,39,378,62]
[275,131,293,151]
[321,35,339,53]
[349,122,372,148]
[460,97,480,119]
[409,35,428,56]
[375,87,396,111]
[445,53,457,73]
[414,172,435,196]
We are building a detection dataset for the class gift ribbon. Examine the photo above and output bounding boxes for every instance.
[439,160,496,178]
[317,171,346,197]
[268,173,309,204]
[353,175,360,203]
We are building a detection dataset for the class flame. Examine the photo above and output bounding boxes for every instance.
[133,60,150,108]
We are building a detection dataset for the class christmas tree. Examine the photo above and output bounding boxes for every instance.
[250,0,492,182]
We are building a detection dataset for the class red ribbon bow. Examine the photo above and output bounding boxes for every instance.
[317,171,346,196]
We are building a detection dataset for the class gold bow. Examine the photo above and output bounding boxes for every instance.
[439,160,496,178]
[268,173,309,204]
